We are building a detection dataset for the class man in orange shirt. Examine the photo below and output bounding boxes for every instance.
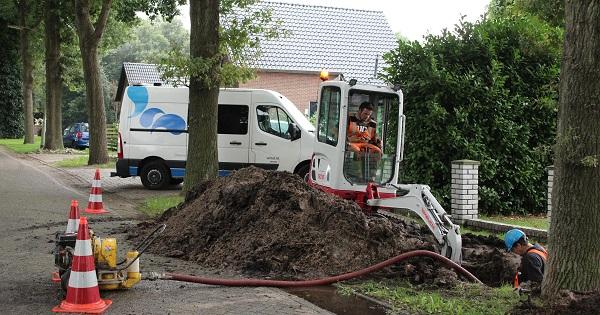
[504,229,548,288]
[347,101,381,154]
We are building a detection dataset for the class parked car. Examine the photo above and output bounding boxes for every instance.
[63,122,90,149]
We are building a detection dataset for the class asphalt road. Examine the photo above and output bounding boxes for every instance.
[0,147,331,314]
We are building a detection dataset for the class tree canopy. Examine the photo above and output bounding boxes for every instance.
[102,18,190,81]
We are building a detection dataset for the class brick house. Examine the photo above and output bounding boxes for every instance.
[115,2,396,115]
[239,1,397,115]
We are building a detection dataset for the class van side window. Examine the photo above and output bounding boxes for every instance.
[218,105,249,135]
[256,105,292,139]
[317,86,341,146]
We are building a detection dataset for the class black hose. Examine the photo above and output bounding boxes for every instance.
[116,224,166,271]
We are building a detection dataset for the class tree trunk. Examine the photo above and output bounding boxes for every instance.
[43,0,63,150]
[19,0,34,144]
[183,0,220,192]
[81,46,109,164]
[542,0,600,297]
[74,0,111,164]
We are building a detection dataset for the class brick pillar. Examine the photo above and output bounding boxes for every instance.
[547,165,554,222]
[451,160,480,223]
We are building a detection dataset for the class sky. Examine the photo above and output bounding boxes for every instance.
[179,0,491,41]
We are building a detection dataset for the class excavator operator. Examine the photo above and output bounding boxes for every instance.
[504,228,548,288]
[347,101,382,154]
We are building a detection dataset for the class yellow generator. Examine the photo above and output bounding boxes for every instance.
[54,224,165,291]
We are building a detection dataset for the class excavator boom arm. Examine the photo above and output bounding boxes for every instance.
[366,184,462,263]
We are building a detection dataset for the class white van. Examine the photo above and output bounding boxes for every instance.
[111,85,315,189]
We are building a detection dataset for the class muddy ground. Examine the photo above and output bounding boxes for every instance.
[134,167,523,288]
[512,290,600,315]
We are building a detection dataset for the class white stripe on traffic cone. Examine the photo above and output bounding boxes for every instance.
[52,216,112,313]
[85,169,108,214]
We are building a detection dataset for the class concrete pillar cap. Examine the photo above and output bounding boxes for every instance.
[451,160,480,165]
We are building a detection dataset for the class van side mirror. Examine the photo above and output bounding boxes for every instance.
[289,123,301,141]
[63,128,69,136]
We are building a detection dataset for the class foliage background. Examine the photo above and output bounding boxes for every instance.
[0,19,24,138]
[382,13,563,214]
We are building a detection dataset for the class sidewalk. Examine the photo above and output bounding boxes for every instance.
[26,152,178,218]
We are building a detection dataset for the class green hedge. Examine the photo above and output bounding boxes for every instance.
[382,16,562,215]
[0,19,23,138]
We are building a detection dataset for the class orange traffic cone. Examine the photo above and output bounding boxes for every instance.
[66,200,80,234]
[85,169,108,214]
[51,271,61,283]
[52,216,112,314]
[52,200,81,283]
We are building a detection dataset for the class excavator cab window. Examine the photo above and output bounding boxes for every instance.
[317,86,341,146]
[344,89,399,185]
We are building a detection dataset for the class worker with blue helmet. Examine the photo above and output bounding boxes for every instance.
[504,228,548,287]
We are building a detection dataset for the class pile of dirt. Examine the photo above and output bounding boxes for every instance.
[140,166,519,285]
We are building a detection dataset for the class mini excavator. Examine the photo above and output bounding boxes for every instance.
[307,75,462,263]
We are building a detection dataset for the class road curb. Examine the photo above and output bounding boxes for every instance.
[464,219,548,240]
[23,153,91,186]
[353,291,394,311]
[20,153,144,219]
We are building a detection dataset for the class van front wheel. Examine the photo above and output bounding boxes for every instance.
[141,161,171,190]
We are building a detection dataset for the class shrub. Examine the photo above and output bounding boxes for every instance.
[382,16,562,214]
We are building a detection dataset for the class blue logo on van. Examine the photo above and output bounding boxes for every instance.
[127,86,186,135]
[127,86,149,117]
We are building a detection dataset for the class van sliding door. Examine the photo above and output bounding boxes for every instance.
[217,104,250,174]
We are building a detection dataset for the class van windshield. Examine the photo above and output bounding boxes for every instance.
[279,95,315,132]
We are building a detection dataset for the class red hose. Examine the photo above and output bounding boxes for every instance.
[164,250,482,287]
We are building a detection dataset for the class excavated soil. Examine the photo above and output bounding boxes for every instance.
[461,234,521,286]
[140,167,520,286]
[512,290,600,315]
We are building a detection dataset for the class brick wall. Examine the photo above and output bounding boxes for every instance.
[240,71,323,114]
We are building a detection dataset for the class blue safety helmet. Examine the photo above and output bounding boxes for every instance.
[504,229,526,252]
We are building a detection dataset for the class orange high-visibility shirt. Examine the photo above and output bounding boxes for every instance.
[347,115,377,142]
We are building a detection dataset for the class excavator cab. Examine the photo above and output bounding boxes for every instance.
[309,78,462,264]
[309,79,404,203]
[343,89,401,185]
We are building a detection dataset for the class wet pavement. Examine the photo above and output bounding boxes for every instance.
[286,286,389,315]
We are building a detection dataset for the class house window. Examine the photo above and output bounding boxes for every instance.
[218,105,249,135]
[317,86,341,146]
[256,105,293,139]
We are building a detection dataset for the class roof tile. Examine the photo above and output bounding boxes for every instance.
[233,1,396,84]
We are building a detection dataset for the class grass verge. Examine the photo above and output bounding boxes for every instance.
[461,226,497,237]
[480,215,549,230]
[138,195,184,217]
[339,281,521,315]
[0,136,41,153]
[53,155,117,168]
